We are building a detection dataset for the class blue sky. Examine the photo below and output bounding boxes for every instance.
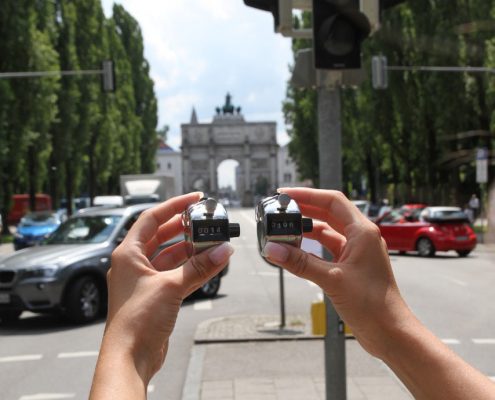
[102,0,293,155]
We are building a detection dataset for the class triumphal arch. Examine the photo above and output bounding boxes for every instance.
[181,94,278,206]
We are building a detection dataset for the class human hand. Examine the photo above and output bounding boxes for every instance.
[262,188,412,359]
[92,193,233,394]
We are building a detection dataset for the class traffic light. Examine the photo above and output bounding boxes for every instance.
[243,0,280,32]
[312,0,371,70]
[101,60,116,93]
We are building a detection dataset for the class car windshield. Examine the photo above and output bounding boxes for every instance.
[46,215,122,244]
[21,213,58,226]
[355,203,368,213]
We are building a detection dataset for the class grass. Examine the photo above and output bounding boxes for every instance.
[0,234,13,244]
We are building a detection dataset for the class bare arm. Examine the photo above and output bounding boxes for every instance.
[89,193,234,400]
[263,187,495,400]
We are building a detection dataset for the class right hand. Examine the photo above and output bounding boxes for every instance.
[262,188,413,359]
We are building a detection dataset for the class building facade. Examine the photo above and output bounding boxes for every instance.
[155,140,183,196]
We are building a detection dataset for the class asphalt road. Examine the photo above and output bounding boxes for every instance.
[0,208,494,400]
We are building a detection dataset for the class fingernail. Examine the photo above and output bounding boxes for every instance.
[208,243,234,265]
[262,242,289,263]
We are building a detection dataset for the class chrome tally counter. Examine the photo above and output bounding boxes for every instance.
[183,197,240,256]
[255,193,313,257]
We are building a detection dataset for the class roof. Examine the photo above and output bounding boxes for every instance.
[77,203,155,217]
[157,139,178,153]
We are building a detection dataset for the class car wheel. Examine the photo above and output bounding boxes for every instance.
[0,310,22,324]
[456,250,471,258]
[196,275,221,298]
[417,237,435,257]
[65,276,102,324]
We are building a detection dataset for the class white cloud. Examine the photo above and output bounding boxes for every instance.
[102,0,294,175]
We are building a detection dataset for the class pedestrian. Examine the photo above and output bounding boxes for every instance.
[89,189,495,400]
[469,193,480,221]
[464,203,475,224]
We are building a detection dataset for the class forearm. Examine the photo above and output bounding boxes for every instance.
[382,314,495,400]
[89,335,150,400]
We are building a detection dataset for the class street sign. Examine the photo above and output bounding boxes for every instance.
[476,148,488,184]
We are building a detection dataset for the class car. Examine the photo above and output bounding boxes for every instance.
[13,210,66,251]
[399,203,427,218]
[375,207,477,257]
[351,200,381,221]
[0,204,228,324]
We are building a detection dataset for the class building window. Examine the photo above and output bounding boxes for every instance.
[157,162,161,170]
[286,159,290,165]
[167,162,172,170]
[284,173,292,182]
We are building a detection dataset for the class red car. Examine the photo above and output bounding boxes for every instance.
[375,207,477,257]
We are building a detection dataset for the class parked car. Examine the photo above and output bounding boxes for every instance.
[0,204,228,324]
[352,200,381,221]
[375,207,477,257]
[7,194,52,225]
[13,210,66,250]
[399,203,427,218]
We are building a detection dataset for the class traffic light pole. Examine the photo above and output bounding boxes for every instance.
[317,83,347,400]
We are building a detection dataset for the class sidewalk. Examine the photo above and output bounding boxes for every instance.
[0,242,14,255]
[182,315,412,400]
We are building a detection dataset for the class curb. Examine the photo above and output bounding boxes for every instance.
[181,345,205,400]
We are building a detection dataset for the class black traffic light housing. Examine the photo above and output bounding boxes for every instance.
[243,0,280,32]
[312,0,371,70]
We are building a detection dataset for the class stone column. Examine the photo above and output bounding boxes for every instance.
[182,155,189,193]
[243,140,252,206]
[270,145,278,191]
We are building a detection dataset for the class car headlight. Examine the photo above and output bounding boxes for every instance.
[21,265,59,279]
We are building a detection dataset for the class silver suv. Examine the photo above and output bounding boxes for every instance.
[0,204,228,324]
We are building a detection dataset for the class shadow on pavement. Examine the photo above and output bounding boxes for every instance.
[0,313,105,336]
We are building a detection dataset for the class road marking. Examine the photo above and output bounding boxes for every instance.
[442,275,467,287]
[472,339,495,345]
[441,339,461,345]
[193,300,212,311]
[19,394,75,400]
[148,385,155,393]
[57,351,99,359]
[239,211,256,226]
[0,354,42,363]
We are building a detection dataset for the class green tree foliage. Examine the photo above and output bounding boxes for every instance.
[285,2,495,206]
[0,1,158,222]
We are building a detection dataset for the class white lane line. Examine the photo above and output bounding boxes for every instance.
[0,354,42,363]
[193,300,212,311]
[19,394,75,400]
[57,351,99,359]
[239,211,256,226]
[147,385,155,393]
[472,339,495,345]
[441,339,461,345]
[442,275,467,287]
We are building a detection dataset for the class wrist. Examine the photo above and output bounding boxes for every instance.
[100,324,158,385]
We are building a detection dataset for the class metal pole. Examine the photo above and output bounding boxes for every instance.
[0,69,103,79]
[279,267,286,329]
[318,85,347,400]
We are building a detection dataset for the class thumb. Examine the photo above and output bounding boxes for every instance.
[179,242,234,296]
[262,242,342,295]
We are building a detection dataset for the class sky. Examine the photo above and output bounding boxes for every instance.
[101,1,294,188]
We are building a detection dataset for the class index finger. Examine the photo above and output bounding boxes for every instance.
[125,192,202,246]
[278,187,367,235]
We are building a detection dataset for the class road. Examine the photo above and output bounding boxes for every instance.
[0,208,494,399]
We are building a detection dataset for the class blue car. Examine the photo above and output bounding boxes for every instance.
[13,211,66,251]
